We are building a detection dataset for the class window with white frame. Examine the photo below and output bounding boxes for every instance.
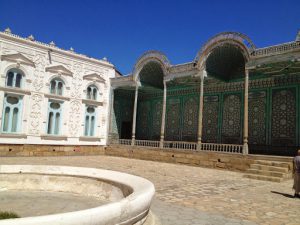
[2,95,22,133]
[47,101,62,135]
[84,106,96,136]
[86,85,98,100]
[50,78,64,95]
[6,69,23,88]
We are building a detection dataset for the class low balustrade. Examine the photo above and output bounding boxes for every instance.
[201,143,243,154]
[163,141,197,150]
[135,139,160,148]
[110,138,243,154]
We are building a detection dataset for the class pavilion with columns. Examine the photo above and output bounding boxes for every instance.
[110,32,300,156]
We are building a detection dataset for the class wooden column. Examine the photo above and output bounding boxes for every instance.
[131,84,139,145]
[243,69,249,154]
[159,80,167,148]
[107,87,114,144]
[197,71,205,150]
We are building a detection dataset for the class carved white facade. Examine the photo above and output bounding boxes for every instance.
[0,30,115,145]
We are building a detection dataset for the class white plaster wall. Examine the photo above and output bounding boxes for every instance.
[0,32,116,146]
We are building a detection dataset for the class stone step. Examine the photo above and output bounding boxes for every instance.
[246,169,288,178]
[243,174,283,183]
[254,160,290,169]
[250,164,289,173]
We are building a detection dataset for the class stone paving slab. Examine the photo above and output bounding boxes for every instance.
[152,199,257,225]
[0,155,299,225]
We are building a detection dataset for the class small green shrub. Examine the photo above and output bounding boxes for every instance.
[0,211,20,220]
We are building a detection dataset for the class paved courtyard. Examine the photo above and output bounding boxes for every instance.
[0,155,299,225]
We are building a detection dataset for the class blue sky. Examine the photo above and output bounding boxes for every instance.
[0,0,299,74]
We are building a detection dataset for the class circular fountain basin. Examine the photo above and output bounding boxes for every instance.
[0,165,155,225]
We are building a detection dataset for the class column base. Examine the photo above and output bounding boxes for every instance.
[131,137,135,146]
[159,135,165,148]
[159,142,163,148]
[242,143,248,155]
[197,142,202,151]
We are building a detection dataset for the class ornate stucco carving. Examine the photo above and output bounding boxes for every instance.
[71,63,83,99]
[33,53,47,91]
[68,100,82,136]
[29,93,43,135]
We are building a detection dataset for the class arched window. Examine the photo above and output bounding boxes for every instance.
[2,95,22,133]
[50,78,64,95]
[86,85,98,100]
[84,106,96,136]
[6,69,24,88]
[47,101,62,135]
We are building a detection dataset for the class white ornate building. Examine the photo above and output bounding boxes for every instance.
[0,29,116,146]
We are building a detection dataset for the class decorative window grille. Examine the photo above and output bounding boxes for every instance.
[2,95,22,133]
[87,85,98,100]
[50,79,64,95]
[47,101,62,135]
[6,69,23,88]
[84,106,96,136]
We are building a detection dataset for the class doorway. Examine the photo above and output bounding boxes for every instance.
[121,121,132,139]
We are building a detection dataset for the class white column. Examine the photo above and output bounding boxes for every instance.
[159,80,167,148]
[243,68,249,154]
[131,84,139,145]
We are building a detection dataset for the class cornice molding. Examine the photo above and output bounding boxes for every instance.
[0,86,31,95]
[0,52,35,67]
[110,75,135,88]
[41,135,68,140]
[253,41,300,58]
[83,73,105,83]
[82,99,103,106]
[0,32,114,69]
[45,64,73,76]
[79,136,101,142]
[0,133,27,139]
[44,93,70,101]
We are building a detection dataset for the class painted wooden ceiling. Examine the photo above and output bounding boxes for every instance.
[206,44,245,81]
[139,61,164,89]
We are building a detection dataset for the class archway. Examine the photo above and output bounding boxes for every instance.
[205,44,246,81]
[135,60,166,140]
[196,32,254,146]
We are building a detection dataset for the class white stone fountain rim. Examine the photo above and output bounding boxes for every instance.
[0,165,155,225]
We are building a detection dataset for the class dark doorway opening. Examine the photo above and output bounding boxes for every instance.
[121,122,132,139]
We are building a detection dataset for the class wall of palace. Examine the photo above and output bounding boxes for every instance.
[112,75,300,156]
[0,31,115,146]
[109,31,300,157]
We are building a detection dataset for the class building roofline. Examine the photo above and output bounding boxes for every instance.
[0,31,114,69]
